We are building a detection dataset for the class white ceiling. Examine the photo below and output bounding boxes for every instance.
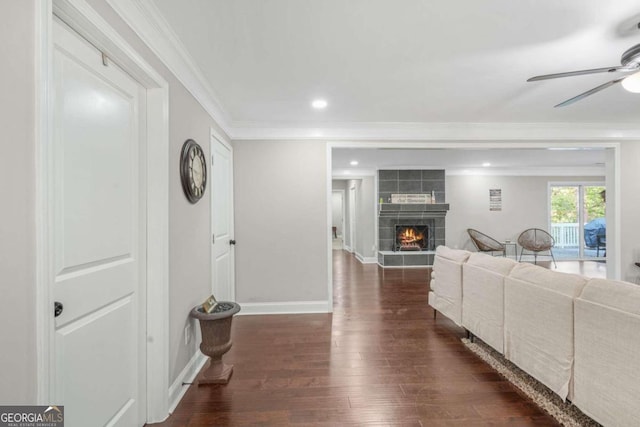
[150,0,640,128]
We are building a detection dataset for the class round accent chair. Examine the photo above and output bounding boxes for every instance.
[467,228,505,256]
[517,228,557,267]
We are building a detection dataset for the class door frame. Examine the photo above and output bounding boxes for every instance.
[332,189,346,247]
[348,185,357,253]
[548,181,606,259]
[210,127,236,301]
[36,0,170,422]
[327,141,622,304]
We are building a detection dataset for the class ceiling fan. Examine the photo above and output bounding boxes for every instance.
[527,43,640,107]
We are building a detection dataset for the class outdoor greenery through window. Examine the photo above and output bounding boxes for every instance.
[551,186,605,224]
[550,184,606,259]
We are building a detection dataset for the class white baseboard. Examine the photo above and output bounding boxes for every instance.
[238,300,330,315]
[344,245,353,252]
[168,351,207,414]
[355,253,378,264]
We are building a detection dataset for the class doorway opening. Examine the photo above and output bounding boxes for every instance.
[549,183,606,260]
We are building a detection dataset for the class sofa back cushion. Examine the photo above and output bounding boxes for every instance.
[573,278,640,426]
[462,253,517,353]
[504,263,587,400]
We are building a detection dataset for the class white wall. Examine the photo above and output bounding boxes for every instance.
[446,175,604,251]
[234,141,329,305]
[0,0,37,404]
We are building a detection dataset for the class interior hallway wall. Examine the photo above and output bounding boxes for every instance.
[619,142,640,283]
[0,0,37,404]
[234,140,329,305]
[446,175,604,251]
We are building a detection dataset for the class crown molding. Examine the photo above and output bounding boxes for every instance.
[333,166,605,178]
[107,0,233,134]
[105,0,640,142]
[229,121,640,141]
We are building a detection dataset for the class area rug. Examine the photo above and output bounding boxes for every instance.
[461,338,600,427]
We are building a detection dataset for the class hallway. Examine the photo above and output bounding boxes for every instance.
[156,251,558,426]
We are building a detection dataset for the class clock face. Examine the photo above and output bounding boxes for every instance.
[180,139,207,203]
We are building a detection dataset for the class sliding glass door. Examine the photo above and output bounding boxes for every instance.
[549,183,606,260]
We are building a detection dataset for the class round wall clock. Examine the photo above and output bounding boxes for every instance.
[180,139,207,204]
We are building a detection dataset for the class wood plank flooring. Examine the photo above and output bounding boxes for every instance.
[151,251,559,426]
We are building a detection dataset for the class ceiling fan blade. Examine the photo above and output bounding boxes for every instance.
[554,77,626,108]
[527,66,635,82]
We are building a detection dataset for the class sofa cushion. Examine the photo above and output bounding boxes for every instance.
[429,246,471,326]
[504,263,587,400]
[462,253,518,353]
[573,278,640,426]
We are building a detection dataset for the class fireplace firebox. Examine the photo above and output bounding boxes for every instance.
[395,225,429,251]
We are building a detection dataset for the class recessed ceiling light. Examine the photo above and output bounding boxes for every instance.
[311,99,328,109]
[482,162,491,167]
[350,160,359,166]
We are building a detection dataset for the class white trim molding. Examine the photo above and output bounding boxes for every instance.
[230,121,640,142]
[355,253,378,264]
[238,301,330,315]
[35,0,54,405]
[168,351,207,414]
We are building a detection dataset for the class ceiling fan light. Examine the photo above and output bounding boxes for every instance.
[621,72,640,93]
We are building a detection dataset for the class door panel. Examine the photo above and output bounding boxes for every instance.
[57,58,135,272]
[55,298,136,426]
[211,135,234,301]
[52,19,145,426]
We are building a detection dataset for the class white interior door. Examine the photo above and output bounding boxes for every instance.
[52,19,146,426]
[211,132,235,301]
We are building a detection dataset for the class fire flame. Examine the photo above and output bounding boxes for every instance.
[398,228,424,244]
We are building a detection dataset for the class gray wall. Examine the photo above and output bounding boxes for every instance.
[355,176,376,259]
[619,143,640,283]
[234,141,329,303]
[446,175,604,251]
[0,0,37,404]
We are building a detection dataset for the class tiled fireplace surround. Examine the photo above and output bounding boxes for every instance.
[378,170,449,267]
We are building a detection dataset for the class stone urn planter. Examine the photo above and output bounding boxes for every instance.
[190,301,241,384]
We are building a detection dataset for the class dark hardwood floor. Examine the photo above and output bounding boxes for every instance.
[151,251,559,426]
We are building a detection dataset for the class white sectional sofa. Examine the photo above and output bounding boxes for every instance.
[462,253,517,353]
[504,263,587,400]
[429,246,640,427]
[573,278,640,427]
[428,246,470,326]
